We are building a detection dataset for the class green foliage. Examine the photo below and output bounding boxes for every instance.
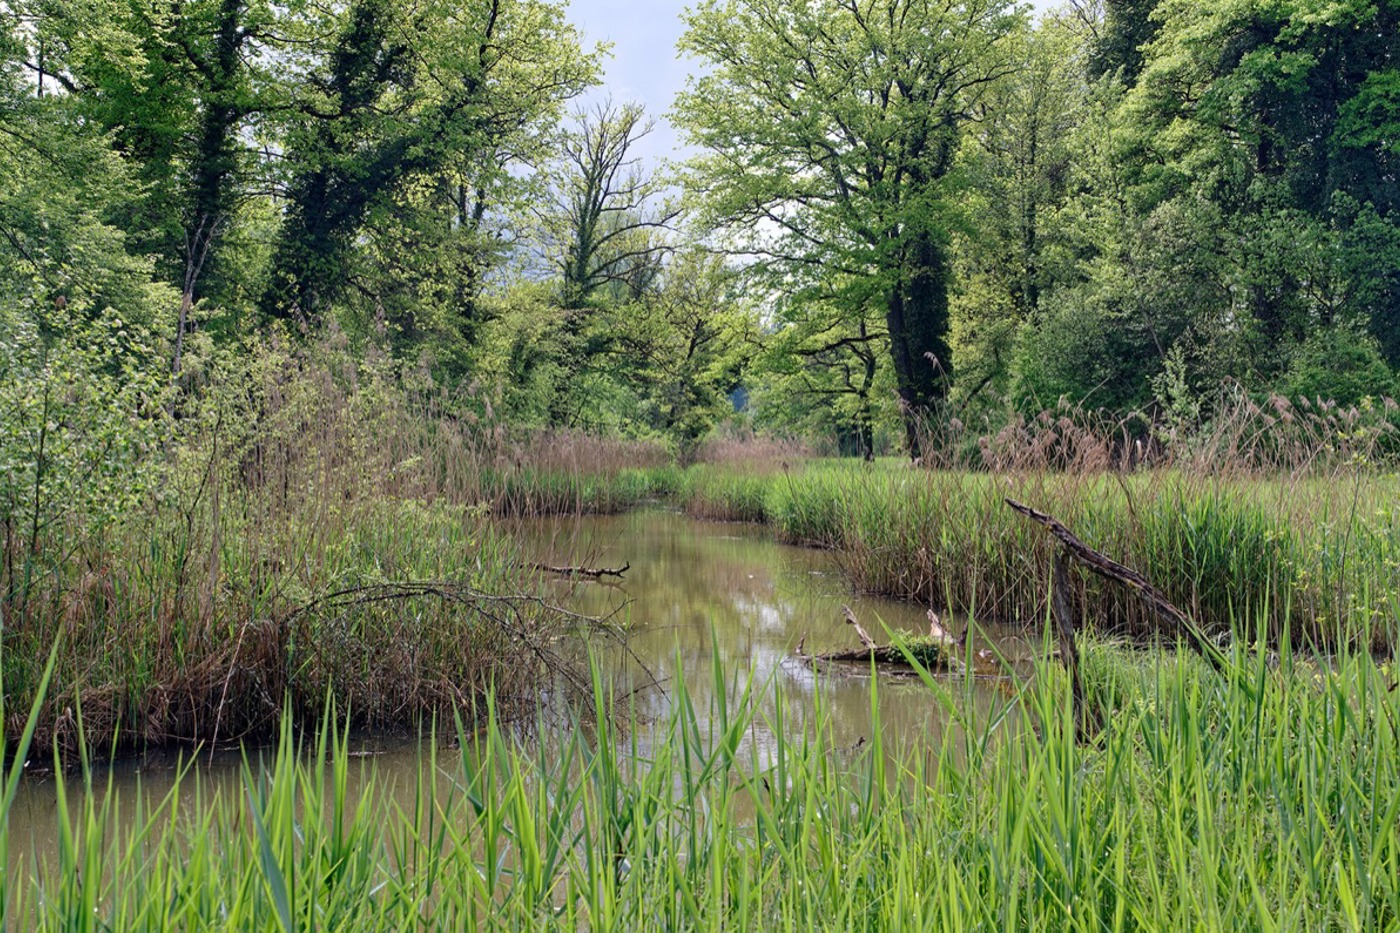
[0,308,170,575]
[950,0,1400,427]
[263,0,601,325]
[6,0,1399,449]
[474,253,754,456]
[950,14,1082,408]
[6,646,1400,929]
[676,0,1024,451]
[1,331,680,753]
[0,45,174,329]
[1279,325,1399,405]
[534,100,675,311]
[1010,292,1158,413]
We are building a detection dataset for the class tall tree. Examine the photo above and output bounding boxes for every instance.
[1085,0,1161,80]
[952,13,1082,408]
[674,0,1022,456]
[1119,0,1400,367]
[20,0,281,367]
[537,100,677,311]
[261,0,599,324]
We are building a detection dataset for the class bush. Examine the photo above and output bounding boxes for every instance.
[1279,325,1398,407]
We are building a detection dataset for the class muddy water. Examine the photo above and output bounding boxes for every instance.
[522,510,1034,761]
[6,510,1034,876]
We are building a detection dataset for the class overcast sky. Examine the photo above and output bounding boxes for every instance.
[566,0,1057,168]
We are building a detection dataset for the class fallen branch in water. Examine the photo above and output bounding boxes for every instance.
[1006,497,1226,673]
[843,605,877,650]
[530,561,631,580]
[800,606,962,672]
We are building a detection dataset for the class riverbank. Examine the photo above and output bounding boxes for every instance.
[4,646,1396,930]
[680,460,1400,650]
[7,447,1397,760]
[0,492,601,762]
[1,349,680,761]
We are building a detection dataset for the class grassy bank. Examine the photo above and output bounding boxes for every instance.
[2,341,673,759]
[4,646,1397,929]
[681,461,1400,649]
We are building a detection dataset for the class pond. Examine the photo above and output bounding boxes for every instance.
[6,510,1035,876]
[522,509,1034,756]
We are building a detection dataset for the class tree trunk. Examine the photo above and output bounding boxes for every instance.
[857,340,876,462]
[183,0,245,308]
[885,229,952,460]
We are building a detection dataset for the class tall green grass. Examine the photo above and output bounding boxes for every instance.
[678,462,1400,649]
[5,639,1399,930]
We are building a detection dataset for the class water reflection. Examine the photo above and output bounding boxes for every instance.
[521,510,1033,768]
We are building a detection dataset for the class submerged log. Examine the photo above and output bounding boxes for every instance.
[530,561,630,580]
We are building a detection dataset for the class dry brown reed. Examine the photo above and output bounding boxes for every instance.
[690,429,814,471]
[921,388,1398,476]
[2,334,647,761]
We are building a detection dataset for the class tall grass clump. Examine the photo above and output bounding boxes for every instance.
[5,638,1400,930]
[674,394,1400,649]
[679,460,1400,649]
[680,465,775,523]
[0,332,623,759]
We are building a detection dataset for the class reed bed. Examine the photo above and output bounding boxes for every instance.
[4,641,1398,930]
[680,465,775,523]
[923,391,1398,474]
[678,461,1400,649]
[1,337,664,758]
[689,430,815,469]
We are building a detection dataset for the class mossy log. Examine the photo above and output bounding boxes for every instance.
[797,606,962,673]
[806,638,958,670]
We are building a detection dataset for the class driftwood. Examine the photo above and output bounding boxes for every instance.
[1052,551,1096,737]
[800,606,962,672]
[927,609,963,649]
[1005,498,1226,673]
[530,561,631,580]
[843,605,877,650]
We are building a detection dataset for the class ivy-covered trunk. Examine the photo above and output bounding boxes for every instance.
[886,230,952,460]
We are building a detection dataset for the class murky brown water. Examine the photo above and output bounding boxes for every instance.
[523,510,1033,760]
[6,510,1034,876]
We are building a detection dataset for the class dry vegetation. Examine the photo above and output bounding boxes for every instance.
[1,337,671,759]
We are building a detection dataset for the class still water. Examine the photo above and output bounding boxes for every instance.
[522,510,1033,756]
[7,510,1034,874]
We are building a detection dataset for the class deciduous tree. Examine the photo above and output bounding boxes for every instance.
[675,0,1022,456]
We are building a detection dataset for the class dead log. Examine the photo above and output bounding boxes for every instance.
[927,609,963,648]
[1052,551,1096,739]
[1006,498,1226,673]
[531,561,630,580]
[843,605,877,650]
[812,645,949,666]
[805,606,959,672]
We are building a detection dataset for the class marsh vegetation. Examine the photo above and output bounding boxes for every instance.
[4,0,1400,926]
